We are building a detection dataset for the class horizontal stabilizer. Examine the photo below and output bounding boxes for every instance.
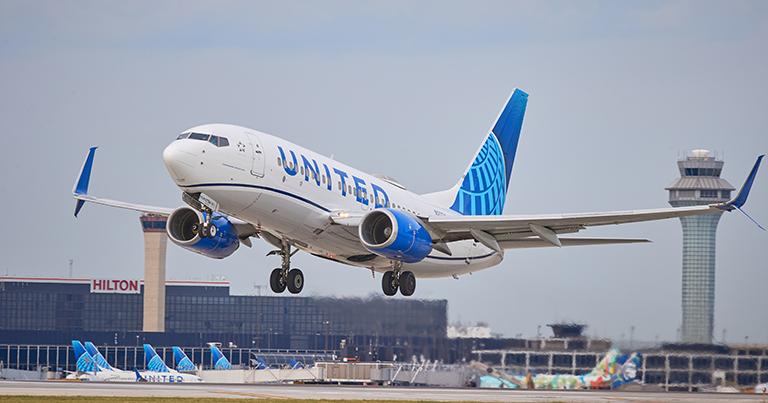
[499,238,650,249]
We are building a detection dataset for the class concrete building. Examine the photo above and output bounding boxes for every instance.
[139,215,168,332]
[666,150,734,344]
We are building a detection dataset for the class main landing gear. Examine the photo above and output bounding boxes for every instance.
[267,242,304,294]
[382,262,416,297]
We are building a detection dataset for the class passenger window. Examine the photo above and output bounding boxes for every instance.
[218,137,229,147]
[277,157,282,166]
[300,167,305,176]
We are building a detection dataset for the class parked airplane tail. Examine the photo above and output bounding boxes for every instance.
[588,349,620,377]
[143,344,171,373]
[210,344,232,370]
[422,89,528,216]
[611,352,641,388]
[72,340,98,373]
[172,346,196,372]
[84,341,116,371]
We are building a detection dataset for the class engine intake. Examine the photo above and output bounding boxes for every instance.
[359,208,432,263]
[167,207,239,259]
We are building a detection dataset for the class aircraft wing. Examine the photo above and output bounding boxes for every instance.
[331,155,763,253]
[73,147,174,217]
[425,155,763,251]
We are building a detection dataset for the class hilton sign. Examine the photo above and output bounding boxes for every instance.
[90,279,140,294]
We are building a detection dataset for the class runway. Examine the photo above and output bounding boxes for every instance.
[0,381,765,402]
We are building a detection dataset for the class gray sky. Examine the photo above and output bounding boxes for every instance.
[1,0,766,343]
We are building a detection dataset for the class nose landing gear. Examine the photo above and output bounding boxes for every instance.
[267,241,304,294]
[192,207,217,238]
[381,262,416,297]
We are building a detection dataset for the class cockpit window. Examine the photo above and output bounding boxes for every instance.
[177,132,229,147]
[188,132,210,141]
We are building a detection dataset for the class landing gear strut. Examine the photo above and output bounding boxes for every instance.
[193,207,216,238]
[267,241,304,294]
[382,262,415,297]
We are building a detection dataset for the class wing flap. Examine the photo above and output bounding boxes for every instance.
[499,237,650,249]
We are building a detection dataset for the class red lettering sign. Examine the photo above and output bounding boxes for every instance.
[90,279,140,294]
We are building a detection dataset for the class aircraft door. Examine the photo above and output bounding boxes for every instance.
[247,133,265,177]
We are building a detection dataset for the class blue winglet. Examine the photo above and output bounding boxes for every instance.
[73,147,98,217]
[730,154,764,209]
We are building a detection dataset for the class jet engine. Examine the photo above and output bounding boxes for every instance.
[359,208,433,263]
[166,207,240,259]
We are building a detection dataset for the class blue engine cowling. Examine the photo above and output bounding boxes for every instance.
[359,208,433,263]
[166,207,239,259]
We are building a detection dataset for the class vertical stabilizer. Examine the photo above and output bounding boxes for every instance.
[143,344,171,373]
[438,89,528,216]
[85,341,116,371]
[173,346,196,371]
[210,344,232,370]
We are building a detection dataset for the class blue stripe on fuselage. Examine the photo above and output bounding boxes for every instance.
[183,183,332,213]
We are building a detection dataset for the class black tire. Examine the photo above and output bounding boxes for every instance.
[269,268,286,293]
[287,269,304,294]
[399,271,416,296]
[382,271,398,296]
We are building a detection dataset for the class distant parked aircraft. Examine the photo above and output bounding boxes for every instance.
[478,349,641,390]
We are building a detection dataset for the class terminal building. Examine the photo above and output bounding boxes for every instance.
[0,276,447,362]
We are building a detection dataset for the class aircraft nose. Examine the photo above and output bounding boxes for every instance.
[162,141,197,184]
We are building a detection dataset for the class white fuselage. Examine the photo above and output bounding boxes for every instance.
[162,123,501,278]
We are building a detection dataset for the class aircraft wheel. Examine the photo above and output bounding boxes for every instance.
[269,268,286,293]
[382,271,398,296]
[399,271,416,296]
[287,269,304,294]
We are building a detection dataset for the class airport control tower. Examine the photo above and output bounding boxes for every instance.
[139,214,168,332]
[666,150,734,344]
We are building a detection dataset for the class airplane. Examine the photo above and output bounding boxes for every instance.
[209,343,233,370]
[172,346,197,372]
[142,343,203,382]
[72,88,765,296]
[478,349,641,390]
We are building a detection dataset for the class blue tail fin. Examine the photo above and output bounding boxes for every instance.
[143,344,171,373]
[72,340,97,372]
[210,344,232,370]
[449,89,528,216]
[84,341,115,371]
[172,346,196,372]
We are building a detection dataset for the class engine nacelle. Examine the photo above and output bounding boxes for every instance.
[166,207,240,259]
[359,208,433,263]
